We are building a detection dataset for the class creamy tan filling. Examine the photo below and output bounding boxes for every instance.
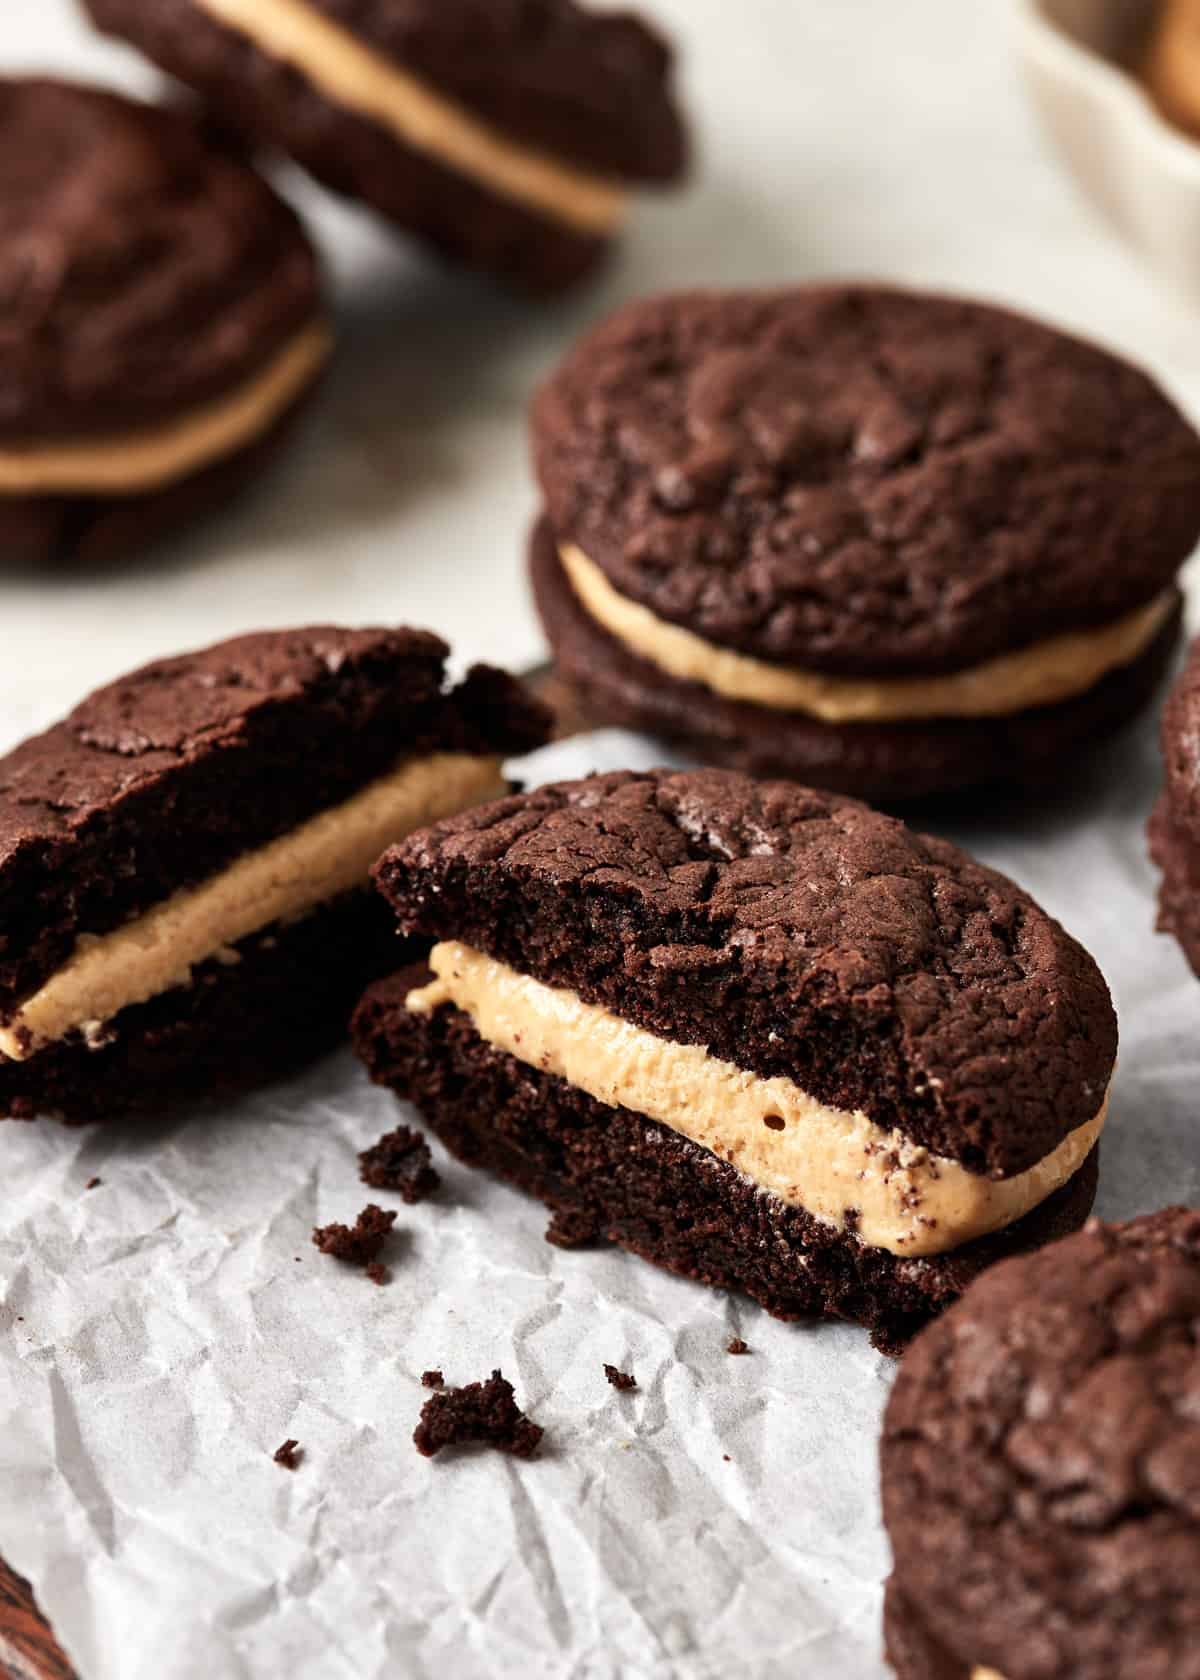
[0,755,506,1062]
[406,942,1106,1259]
[194,0,627,234]
[0,324,332,496]
[972,1670,1006,1680]
[561,543,1175,724]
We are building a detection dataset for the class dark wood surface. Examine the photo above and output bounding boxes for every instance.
[0,663,583,1680]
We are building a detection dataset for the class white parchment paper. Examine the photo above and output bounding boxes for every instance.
[3,714,1200,1680]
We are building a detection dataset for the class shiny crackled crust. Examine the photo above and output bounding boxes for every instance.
[532,286,1200,676]
[372,768,1117,1176]
[0,628,548,1015]
[881,1209,1200,1680]
[0,79,321,440]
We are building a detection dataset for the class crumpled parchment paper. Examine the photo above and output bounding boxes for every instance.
[2,714,1199,1680]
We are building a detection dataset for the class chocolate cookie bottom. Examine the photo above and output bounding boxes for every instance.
[84,0,610,296]
[0,892,408,1124]
[531,518,1182,801]
[352,967,1100,1354]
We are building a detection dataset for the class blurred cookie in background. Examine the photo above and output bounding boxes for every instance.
[531,284,1198,801]
[82,0,690,296]
[0,79,330,567]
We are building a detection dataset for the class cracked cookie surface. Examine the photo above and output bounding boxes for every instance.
[374,767,1116,1175]
[882,1209,1200,1680]
[533,286,1200,675]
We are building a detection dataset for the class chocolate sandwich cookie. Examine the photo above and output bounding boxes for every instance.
[82,0,688,296]
[531,286,1197,799]
[0,628,548,1122]
[881,1208,1200,1680]
[0,79,329,567]
[1150,636,1200,977]
[352,768,1112,1351]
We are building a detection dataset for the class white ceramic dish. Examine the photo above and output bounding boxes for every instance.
[1015,0,1200,303]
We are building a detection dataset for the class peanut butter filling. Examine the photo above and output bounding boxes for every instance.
[406,941,1106,1259]
[561,542,1175,724]
[973,1670,1006,1680]
[0,754,506,1062]
[1143,0,1200,138]
[194,0,627,234]
[0,323,331,497]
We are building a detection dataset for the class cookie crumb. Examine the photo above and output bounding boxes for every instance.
[413,1369,543,1460]
[421,1369,444,1389]
[358,1125,441,1203]
[604,1364,637,1391]
[723,1454,731,1462]
[726,1338,750,1356]
[365,1261,389,1286]
[312,1204,396,1269]
[84,1177,101,1190]
[273,1439,302,1470]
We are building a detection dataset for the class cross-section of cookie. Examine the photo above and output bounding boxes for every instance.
[531,285,1197,799]
[82,0,689,297]
[0,627,549,1122]
[0,79,331,567]
[881,1208,1200,1679]
[352,768,1113,1351]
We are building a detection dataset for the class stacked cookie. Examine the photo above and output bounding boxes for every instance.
[83,0,689,295]
[0,80,329,565]
[0,626,548,1120]
[532,284,1199,798]
[354,767,1113,1351]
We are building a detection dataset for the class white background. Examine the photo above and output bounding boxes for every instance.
[2,4,1200,1679]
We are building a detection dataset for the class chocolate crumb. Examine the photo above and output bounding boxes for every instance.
[312,1204,397,1268]
[365,1261,389,1286]
[545,1205,601,1248]
[358,1125,441,1203]
[604,1364,637,1391]
[413,1369,543,1460]
[723,1454,731,1462]
[84,1176,101,1190]
[762,1115,786,1132]
[421,1369,444,1389]
[726,1338,750,1356]
[273,1439,302,1470]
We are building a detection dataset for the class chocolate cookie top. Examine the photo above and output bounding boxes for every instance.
[532,286,1200,677]
[0,627,547,1015]
[882,1209,1200,1680]
[0,79,321,440]
[305,0,687,182]
[375,768,1116,1175]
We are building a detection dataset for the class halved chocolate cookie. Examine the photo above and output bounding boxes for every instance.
[531,286,1198,797]
[0,79,330,566]
[353,768,1113,1350]
[0,628,548,1121]
[881,1208,1200,1679]
[82,0,689,295]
